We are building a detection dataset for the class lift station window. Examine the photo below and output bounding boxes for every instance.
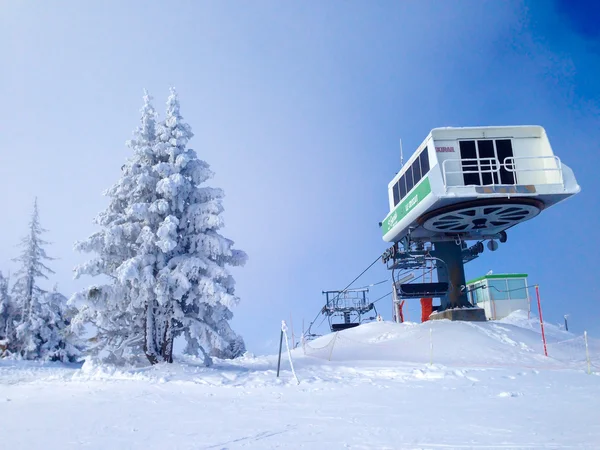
[488,279,509,300]
[419,150,430,175]
[405,165,414,193]
[459,139,515,186]
[413,156,422,182]
[392,148,431,206]
[506,278,527,299]
[471,281,485,304]
[399,175,407,199]
[496,139,515,184]
[477,140,499,185]
[393,183,400,205]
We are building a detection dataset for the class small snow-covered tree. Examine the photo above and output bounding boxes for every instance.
[0,271,15,353]
[11,199,78,361]
[35,286,81,362]
[71,89,247,366]
[12,199,54,322]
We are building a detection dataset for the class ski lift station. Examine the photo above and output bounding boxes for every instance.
[380,125,580,321]
[466,273,530,320]
[382,126,579,244]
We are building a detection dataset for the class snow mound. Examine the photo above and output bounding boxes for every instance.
[301,312,599,370]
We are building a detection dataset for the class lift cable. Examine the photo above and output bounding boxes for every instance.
[353,279,389,290]
[372,291,392,304]
[486,284,538,294]
[336,255,386,296]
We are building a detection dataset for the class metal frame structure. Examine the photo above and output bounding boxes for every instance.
[382,239,487,312]
[321,288,377,332]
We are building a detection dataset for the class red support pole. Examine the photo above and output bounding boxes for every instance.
[535,285,548,357]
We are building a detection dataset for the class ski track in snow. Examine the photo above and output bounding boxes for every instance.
[1,312,599,449]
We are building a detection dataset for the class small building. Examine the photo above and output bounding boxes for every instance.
[466,273,530,320]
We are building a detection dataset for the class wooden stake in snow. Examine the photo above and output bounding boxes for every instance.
[535,285,548,357]
[276,329,284,378]
[328,332,339,361]
[584,331,591,375]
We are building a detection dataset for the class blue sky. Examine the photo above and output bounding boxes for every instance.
[1,1,598,354]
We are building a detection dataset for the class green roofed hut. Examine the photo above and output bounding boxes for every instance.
[466,273,530,320]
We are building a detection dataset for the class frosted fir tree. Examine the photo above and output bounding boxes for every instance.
[153,89,247,365]
[0,271,15,353]
[10,199,78,361]
[35,286,81,362]
[70,90,159,365]
[71,89,247,366]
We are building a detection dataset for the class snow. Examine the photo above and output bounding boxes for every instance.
[1,311,599,449]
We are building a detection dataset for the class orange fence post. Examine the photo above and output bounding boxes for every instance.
[535,285,548,357]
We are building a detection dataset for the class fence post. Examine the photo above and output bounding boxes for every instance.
[535,285,548,357]
[328,332,339,361]
[276,329,284,377]
[282,320,300,384]
[584,331,591,375]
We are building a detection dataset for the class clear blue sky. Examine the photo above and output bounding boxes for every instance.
[1,1,598,354]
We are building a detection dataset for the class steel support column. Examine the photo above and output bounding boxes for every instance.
[432,241,471,310]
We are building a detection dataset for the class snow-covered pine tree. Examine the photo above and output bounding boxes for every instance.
[153,88,247,366]
[71,89,247,366]
[36,285,81,362]
[0,271,15,354]
[11,199,78,361]
[69,90,159,365]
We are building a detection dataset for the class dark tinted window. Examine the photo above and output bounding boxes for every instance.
[496,139,515,184]
[393,183,400,206]
[405,165,414,193]
[399,175,407,198]
[459,140,479,185]
[477,140,497,185]
[419,150,430,175]
[412,158,422,184]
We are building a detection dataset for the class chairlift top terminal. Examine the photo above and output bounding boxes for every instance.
[381,125,579,317]
[381,126,580,244]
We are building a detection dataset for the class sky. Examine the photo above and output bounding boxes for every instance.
[1,0,598,354]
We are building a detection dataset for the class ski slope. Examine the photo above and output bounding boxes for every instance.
[1,311,599,449]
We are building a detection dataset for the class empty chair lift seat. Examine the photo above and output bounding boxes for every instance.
[396,282,449,298]
[331,323,360,332]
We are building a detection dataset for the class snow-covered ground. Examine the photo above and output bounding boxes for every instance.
[1,311,599,449]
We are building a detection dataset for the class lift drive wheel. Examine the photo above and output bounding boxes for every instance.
[418,198,544,235]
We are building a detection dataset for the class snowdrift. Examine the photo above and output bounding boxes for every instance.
[301,310,598,370]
